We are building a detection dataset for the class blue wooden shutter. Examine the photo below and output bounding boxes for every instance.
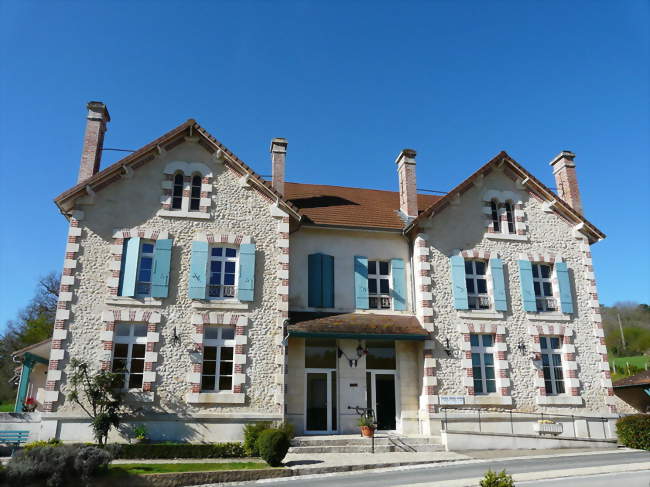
[238,243,256,302]
[151,239,172,298]
[189,241,208,299]
[354,256,369,310]
[391,258,407,311]
[120,237,140,297]
[555,262,574,314]
[450,255,468,310]
[490,258,507,311]
[518,260,537,312]
[308,253,323,307]
[322,254,335,308]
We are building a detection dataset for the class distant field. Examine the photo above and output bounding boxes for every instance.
[610,355,650,373]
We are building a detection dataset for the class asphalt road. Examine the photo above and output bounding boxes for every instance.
[519,470,650,486]
[225,450,650,487]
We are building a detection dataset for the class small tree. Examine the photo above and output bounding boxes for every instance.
[67,358,126,445]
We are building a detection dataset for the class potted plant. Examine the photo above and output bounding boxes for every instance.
[23,396,37,412]
[133,424,149,443]
[358,415,375,438]
[533,419,563,435]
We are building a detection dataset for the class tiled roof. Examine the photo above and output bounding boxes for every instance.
[285,182,441,230]
[613,370,650,388]
[288,312,428,338]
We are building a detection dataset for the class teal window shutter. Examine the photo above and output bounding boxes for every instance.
[238,243,256,302]
[151,239,173,298]
[490,258,507,311]
[555,262,574,314]
[189,241,208,299]
[354,256,369,310]
[120,237,140,297]
[450,255,468,310]
[518,260,537,312]
[308,253,323,307]
[391,258,407,311]
[322,254,335,308]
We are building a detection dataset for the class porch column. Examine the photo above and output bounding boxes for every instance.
[14,356,35,412]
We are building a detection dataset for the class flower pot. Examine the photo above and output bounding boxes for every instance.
[533,422,563,435]
[360,426,375,438]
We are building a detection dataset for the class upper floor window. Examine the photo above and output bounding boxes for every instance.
[540,336,565,395]
[190,175,202,211]
[172,173,184,210]
[201,326,235,392]
[208,246,238,299]
[465,260,489,310]
[135,240,155,297]
[490,200,500,233]
[112,324,147,391]
[504,201,515,234]
[470,334,496,394]
[368,260,391,309]
[532,263,556,312]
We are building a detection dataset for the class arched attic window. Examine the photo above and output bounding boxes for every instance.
[505,201,515,234]
[172,173,184,210]
[190,174,202,211]
[490,200,500,233]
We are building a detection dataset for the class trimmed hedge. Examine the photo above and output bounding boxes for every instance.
[616,414,650,450]
[112,442,246,459]
[243,422,271,456]
[256,429,290,467]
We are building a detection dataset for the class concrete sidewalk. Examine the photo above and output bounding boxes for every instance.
[284,450,469,469]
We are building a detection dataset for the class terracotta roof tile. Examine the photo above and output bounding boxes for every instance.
[285,182,441,230]
[288,312,428,338]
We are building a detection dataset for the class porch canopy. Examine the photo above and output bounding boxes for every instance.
[287,312,429,340]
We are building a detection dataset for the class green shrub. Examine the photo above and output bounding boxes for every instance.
[256,429,290,467]
[480,469,515,487]
[275,421,295,439]
[616,414,650,450]
[4,444,111,487]
[243,422,271,456]
[23,438,63,451]
[112,441,246,459]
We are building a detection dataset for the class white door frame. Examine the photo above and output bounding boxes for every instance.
[304,368,338,434]
[367,369,399,432]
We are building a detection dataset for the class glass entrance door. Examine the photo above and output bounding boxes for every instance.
[366,371,397,430]
[305,369,337,432]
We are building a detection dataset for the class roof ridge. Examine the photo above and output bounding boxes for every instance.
[285,181,442,196]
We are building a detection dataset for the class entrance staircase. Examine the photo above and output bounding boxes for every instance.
[289,434,444,454]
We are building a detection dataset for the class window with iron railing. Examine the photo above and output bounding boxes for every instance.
[532,263,557,312]
[465,260,490,310]
[208,246,238,299]
[368,260,391,309]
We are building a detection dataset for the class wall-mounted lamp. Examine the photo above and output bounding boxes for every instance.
[443,338,453,357]
[356,341,367,358]
[171,327,182,347]
[517,342,527,354]
[338,347,360,368]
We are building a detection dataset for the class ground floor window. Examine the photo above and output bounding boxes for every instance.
[470,334,496,394]
[541,336,565,395]
[112,324,147,390]
[201,326,235,392]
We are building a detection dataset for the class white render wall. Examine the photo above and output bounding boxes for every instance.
[289,227,413,313]
[420,168,630,415]
[51,141,285,426]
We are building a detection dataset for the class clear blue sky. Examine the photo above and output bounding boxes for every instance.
[1,1,648,330]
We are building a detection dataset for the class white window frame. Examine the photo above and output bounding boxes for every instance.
[532,263,557,312]
[171,172,184,211]
[490,200,500,233]
[465,260,490,310]
[368,260,392,310]
[504,201,515,234]
[135,240,155,298]
[208,246,239,300]
[201,327,235,393]
[540,336,565,395]
[112,324,148,391]
[470,334,496,395]
[189,173,202,212]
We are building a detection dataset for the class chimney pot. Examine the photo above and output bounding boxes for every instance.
[395,148,418,219]
[270,137,288,196]
[549,150,583,213]
[78,101,110,184]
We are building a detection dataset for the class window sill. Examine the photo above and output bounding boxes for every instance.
[192,300,250,310]
[157,209,210,219]
[185,392,245,404]
[123,391,155,403]
[105,297,163,307]
[527,312,571,322]
[464,395,512,406]
[536,395,582,406]
[457,310,505,320]
[486,233,529,242]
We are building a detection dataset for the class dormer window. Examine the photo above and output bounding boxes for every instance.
[172,173,184,210]
[160,162,213,219]
[490,200,500,233]
[505,201,515,234]
[190,175,202,211]
[483,192,527,240]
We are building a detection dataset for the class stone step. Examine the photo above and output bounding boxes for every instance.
[288,443,445,454]
[291,436,442,447]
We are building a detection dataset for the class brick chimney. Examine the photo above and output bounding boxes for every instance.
[549,151,582,213]
[270,137,288,195]
[396,148,418,218]
[78,101,110,184]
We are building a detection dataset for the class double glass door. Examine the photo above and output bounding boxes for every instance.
[305,369,337,432]
[366,370,397,430]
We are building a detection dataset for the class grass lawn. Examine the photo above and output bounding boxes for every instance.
[611,355,650,371]
[0,402,14,412]
[108,462,272,476]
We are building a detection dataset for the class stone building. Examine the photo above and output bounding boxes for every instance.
[11,102,630,443]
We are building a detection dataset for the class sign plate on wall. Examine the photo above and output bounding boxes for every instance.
[439,396,465,405]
